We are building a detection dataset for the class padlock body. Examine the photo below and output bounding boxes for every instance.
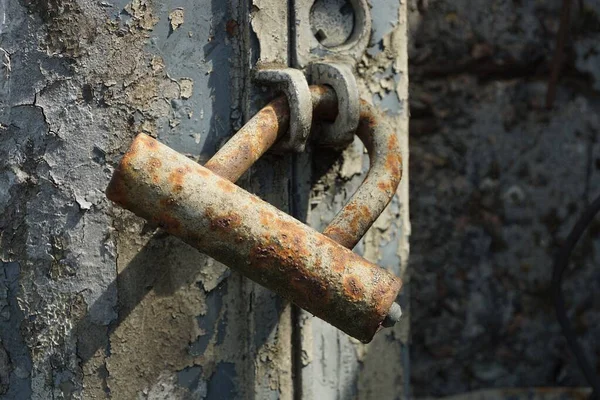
[107,134,402,342]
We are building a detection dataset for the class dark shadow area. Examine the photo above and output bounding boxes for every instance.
[76,228,284,396]
[408,0,600,397]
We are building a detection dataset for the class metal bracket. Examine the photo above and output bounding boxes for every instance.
[254,67,312,152]
[307,62,360,148]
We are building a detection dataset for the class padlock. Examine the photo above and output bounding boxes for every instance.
[106,85,403,343]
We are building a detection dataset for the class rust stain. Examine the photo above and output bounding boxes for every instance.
[259,209,276,227]
[216,179,236,193]
[387,133,399,150]
[344,275,365,301]
[257,107,277,131]
[330,247,351,273]
[194,164,210,177]
[377,180,393,193]
[148,157,162,169]
[323,226,352,250]
[360,205,372,220]
[225,19,238,36]
[277,219,310,259]
[148,157,162,184]
[168,165,192,192]
[154,213,181,233]
[205,207,242,233]
[385,151,402,179]
[249,195,261,204]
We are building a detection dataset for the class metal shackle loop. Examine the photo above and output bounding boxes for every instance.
[206,85,403,249]
[106,85,403,342]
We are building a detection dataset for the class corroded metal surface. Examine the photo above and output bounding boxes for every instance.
[307,62,360,148]
[206,85,403,249]
[204,85,338,182]
[106,134,402,342]
[322,99,403,249]
[254,67,313,152]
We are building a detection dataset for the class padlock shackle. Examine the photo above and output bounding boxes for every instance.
[106,134,402,342]
[205,85,403,249]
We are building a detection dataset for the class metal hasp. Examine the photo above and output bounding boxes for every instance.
[106,85,403,342]
[254,67,312,152]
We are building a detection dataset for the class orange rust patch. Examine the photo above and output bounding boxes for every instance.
[277,219,310,259]
[385,151,402,179]
[205,207,242,233]
[148,157,162,169]
[148,157,163,184]
[259,210,276,226]
[194,164,210,177]
[168,165,192,192]
[344,275,365,301]
[360,205,371,219]
[378,181,393,193]
[387,134,399,151]
[216,179,236,193]
[323,226,352,250]
[249,195,261,204]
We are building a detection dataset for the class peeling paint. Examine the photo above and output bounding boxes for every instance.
[299,0,410,398]
[2,0,408,397]
[169,8,185,31]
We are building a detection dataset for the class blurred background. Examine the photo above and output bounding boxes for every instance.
[407,0,600,397]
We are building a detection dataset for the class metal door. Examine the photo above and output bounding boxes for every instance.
[0,0,408,398]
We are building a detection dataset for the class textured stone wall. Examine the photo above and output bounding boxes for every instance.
[408,0,600,396]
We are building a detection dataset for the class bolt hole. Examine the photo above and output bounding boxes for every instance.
[310,0,356,48]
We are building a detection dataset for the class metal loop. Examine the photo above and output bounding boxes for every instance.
[254,67,312,152]
[307,62,360,149]
[205,85,403,249]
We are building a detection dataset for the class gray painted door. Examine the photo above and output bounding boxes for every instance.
[0,0,408,398]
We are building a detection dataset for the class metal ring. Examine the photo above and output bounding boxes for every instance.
[254,67,312,152]
[205,85,402,249]
[307,62,360,148]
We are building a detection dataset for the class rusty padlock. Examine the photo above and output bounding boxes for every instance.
[106,85,403,343]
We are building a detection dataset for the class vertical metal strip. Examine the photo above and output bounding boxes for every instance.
[288,2,304,399]
[245,1,294,398]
